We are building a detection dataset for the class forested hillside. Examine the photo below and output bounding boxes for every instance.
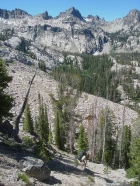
[52,52,140,111]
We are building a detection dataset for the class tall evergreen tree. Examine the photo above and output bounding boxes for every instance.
[103,110,116,166]
[37,95,49,144]
[122,125,131,169]
[48,130,53,144]
[0,59,13,122]
[129,137,140,180]
[54,111,62,149]
[77,125,88,154]
[128,115,140,180]
[23,102,34,134]
[51,83,81,151]
[38,60,46,72]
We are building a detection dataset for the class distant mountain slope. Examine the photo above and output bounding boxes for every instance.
[6,62,138,129]
[0,7,139,56]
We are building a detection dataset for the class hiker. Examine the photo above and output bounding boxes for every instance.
[77,150,87,169]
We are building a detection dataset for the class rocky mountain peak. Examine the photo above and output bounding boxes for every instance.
[86,15,100,22]
[67,7,83,20]
[56,6,84,21]
[41,11,52,20]
[0,8,29,19]
[128,9,140,16]
[123,9,140,24]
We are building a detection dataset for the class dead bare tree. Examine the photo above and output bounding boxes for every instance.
[119,102,126,168]
[86,95,98,161]
[101,87,109,163]
[14,68,37,134]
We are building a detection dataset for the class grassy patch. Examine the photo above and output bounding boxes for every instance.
[126,168,136,179]
[18,172,30,185]
[22,136,34,147]
[74,158,80,167]
[88,175,94,182]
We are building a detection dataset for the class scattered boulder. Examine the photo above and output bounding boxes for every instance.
[22,156,51,181]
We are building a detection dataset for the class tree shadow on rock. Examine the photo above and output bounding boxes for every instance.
[47,158,95,177]
[43,176,62,185]
[84,168,95,176]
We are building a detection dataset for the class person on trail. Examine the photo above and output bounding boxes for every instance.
[77,150,87,169]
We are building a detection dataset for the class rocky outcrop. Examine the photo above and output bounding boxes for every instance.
[123,9,140,25]
[0,7,140,54]
[22,157,51,181]
[56,7,84,22]
[0,8,30,19]
[41,11,52,20]
[0,40,64,68]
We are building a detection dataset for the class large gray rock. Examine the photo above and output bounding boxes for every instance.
[22,157,51,181]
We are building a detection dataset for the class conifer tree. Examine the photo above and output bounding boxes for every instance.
[54,111,61,149]
[129,137,140,180]
[51,83,81,151]
[100,108,117,167]
[129,115,140,180]
[0,59,13,122]
[122,125,131,169]
[37,94,49,144]
[48,130,53,144]
[77,125,88,154]
[23,102,34,134]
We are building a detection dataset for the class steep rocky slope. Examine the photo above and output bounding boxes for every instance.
[6,62,138,130]
[0,138,133,186]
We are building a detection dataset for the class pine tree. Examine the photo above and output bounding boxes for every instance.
[0,59,13,122]
[38,60,46,72]
[128,115,140,180]
[122,125,131,170]
[54,111,61,149]
[43,105,49,143]
[77,125,88,154]
[129,137,140,180]
[48,130,53,144]
[23,102,34,134]
[95,109,105,162]
[37,95,49,144]
[51,83,80,151]
[101,108,117,167]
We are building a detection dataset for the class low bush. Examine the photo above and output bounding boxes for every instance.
[126,168,136,179]
[22,136,34,147]
[18,172,30,185]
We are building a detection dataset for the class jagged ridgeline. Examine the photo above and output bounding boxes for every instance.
[51,52,140,106]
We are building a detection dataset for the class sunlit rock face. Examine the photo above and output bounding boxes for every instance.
[0,7,140,65]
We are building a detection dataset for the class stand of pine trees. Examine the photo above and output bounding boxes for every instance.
[35,94,49,144]
[0,59,13,123]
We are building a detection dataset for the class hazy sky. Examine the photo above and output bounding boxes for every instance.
[1,0,140,21]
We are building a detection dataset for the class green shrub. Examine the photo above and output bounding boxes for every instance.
[103,166,111,176]
[22,136,34,147]
[126,168,136,179]
[34,141,51,162]
[74,158,80,167]
[88,175,95,182]
[18,172,30,185]
[130,180,139,186]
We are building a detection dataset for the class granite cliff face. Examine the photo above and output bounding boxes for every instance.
[0,8,30,19]
[0,7,140,67]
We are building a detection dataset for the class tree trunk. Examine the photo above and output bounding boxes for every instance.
[91,96,98,162]
[14,69,37,134]
[101,87,108,163]
[119,103,125,168]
